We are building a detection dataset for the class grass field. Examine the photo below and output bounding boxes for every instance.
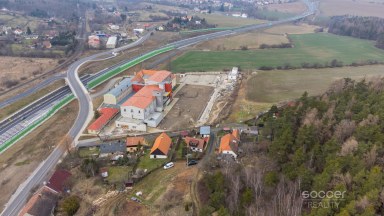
[171,33,384,72]
[227,65,384,123]
[246,66,384,103]
[107,166,133,184]
[193,13,264,28]
[0,12,41,31]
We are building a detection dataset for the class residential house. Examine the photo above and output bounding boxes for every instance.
[100,142,126,158]
[46,169,72,193]
[88,35,100,48]
[18,186,59,216]
[126,136,147,152]
[150,132,172,159]
[14,29,23,35]
[42,41,52,49]
[87,108,119,134]
[219,129,240,158]
[185,136,206,152]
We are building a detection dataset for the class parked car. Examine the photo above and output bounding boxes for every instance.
[187,160,198,166]
[131,197,142,203]
[163,162,174,169]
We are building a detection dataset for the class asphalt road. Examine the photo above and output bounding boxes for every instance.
[0,1,316,215]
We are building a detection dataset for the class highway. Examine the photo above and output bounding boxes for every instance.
[0,1,316,215]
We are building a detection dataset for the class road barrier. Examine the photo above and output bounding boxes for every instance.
[0,45,176,154]
[180,27,233,34]
[87,45,175,89]
[0,95,75,153]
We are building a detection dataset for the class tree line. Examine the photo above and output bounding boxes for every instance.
[328,16,384,49]
[198,77,384,215]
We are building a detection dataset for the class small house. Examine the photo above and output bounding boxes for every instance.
[46,169,72,193]
[100,142,126,157]
[126,136,147,152]
[18,186,58,216]
[185,137,206,152]
[150,132,172,159]
[219,129,240,158]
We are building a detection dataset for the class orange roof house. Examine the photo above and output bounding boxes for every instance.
[150,132,172,158]
[87,108,119,134]
[185,136,206,152]
[126,136,147,152]
[219,130,241,158]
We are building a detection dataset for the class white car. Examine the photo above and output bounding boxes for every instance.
[163,162,174,170]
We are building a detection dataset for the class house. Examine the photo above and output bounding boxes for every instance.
[88,35,100,48]
[185,137,206,152]
[18,186,59,216]
[133,28,144,34]
[87,108,119,134]
[126,136,147,152]
[100,142,126,157]
[46,169,72,193]
[42,41,52,49]
[103,78,133,105]
[14,29,23,35]
[228,67,239,80]
[219,129,240,158]
[199,126,211,137]
[150,132,172,159]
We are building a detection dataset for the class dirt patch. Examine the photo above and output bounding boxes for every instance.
[264,24,318,35]
[0,57,58,92]
[265,1,307,14]
[159,85,214,130]
[0,100,78,212]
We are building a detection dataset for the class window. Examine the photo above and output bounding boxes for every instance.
[124,109,126,112]
[138,110,141,114]
[131,109,133,113]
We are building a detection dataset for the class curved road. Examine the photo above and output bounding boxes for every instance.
[1,1,316,215]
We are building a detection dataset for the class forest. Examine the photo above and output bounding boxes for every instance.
[198,78,384,215]
[328,16,384,49]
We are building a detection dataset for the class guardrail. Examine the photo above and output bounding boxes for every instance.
[0,45,176,154]
[180,27,234,34]
[87,45,175,89]
[0,94,75,153]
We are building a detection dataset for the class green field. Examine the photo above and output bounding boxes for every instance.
[246,66,384,103]
[171,33,384,72]
[194,13,264,28]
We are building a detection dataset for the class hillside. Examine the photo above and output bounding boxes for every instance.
[198,78,384,215]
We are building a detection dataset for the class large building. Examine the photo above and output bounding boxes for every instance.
[103,78,133,105]
[106,36,117,49]
[115,70,176,132]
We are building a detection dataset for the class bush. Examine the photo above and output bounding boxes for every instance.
[61,196,80,216]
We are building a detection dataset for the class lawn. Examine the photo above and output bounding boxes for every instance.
[246,65,384,103]
[107,166,133,184]
[194,13,264,28]
[78,147,99,158]
[137,150,168,172]
[171,33,384,72]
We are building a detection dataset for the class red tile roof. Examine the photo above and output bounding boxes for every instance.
[122,85,161,109]
[150,132,172,155]
[147,70,171,83]
[219,132,239,154]
[88,108,119,132]
[126,136,147,147]
[46,169,72,193]
[185,137,205,150]
[131,70,157,83]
